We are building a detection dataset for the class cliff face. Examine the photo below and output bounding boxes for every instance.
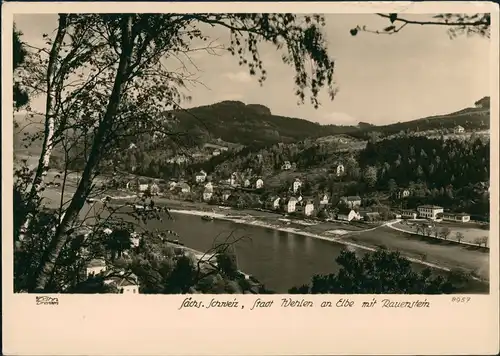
[246,104,272,115]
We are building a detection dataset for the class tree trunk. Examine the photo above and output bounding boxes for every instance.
[19,15,69,242]
[31,15,134,292]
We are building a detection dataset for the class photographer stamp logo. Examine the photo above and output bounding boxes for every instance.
[35,296,59,306]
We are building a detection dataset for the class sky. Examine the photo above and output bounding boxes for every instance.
[14,13,490,126]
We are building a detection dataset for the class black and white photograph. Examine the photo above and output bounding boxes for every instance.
[4,2,499,355]
[9,8,494,296]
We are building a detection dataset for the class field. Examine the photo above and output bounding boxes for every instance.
[346,226,489,280]
[392,221,489,245]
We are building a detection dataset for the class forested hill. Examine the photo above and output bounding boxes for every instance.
[373,104,490,136]
[14,97,490,161]
[166,101,358,146]
[166,98,490,146]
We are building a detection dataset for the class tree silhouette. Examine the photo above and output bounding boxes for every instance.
[13,25,29,108]
[439,227,452,240]
[21,13,337,292]
[104,228,133,261]
[289,249,468,294]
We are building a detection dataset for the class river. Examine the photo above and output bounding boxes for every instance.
[138,212,488,293]
[144,212,347,292]
[44,192,348,291]
[49,195,487,293]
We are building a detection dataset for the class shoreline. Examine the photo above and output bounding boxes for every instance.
[168,208,462,276]
[43,188,487,283]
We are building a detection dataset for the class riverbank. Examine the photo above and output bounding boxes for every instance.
[40,187,490,283]
[167,208,486,281]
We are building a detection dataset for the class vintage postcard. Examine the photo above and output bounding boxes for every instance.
[2,1,499,355]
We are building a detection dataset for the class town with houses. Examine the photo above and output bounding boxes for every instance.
[122,161,476,225]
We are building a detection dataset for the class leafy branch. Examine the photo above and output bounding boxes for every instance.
[350,13,491,38]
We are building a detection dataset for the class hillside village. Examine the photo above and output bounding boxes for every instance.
[101,98,491,250]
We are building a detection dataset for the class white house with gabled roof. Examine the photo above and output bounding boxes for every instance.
[195,170,208,183]
[286,197,298,213]
[292,178,302,194]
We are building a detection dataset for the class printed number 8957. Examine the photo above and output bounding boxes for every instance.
[451,297,471,303]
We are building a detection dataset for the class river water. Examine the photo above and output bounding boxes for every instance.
[143,212,347,292]
[52,196,347,292]
[42,191,487,293]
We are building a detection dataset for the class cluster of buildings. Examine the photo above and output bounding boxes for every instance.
[128,180,160,194]
[203,143,229,157]
[78,228,143,294]
[85,259,140,294]
[454,125,465,134]
[193,170,265,202]
[282,160,346,178]
[266,190,364,220]
[266,194,328,217]
[124,177,192,196]
[400,205,471,223]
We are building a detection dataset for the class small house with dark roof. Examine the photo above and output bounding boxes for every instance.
[267,196,281,210]
[314,193,330,211]
[337,207,358,222]
[105,274,140,294]
[175,182,191,194]
[363,211,381,222]
[442,212,471,223]
[340,195,362,208]
[400,209,417,219]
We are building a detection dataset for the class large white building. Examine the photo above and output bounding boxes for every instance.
[417,205,444,220]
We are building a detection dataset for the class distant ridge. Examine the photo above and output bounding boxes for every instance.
[14,97,490,150]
